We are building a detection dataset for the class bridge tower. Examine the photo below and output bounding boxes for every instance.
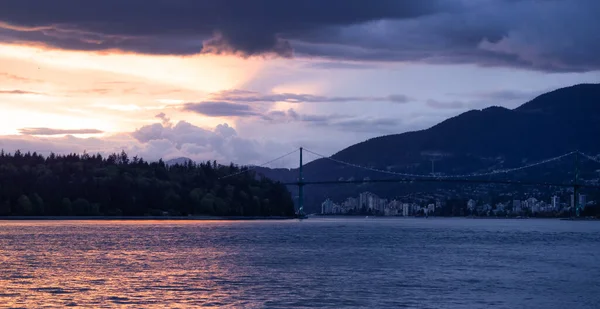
[574,151,580,217]
[298,147,305,217]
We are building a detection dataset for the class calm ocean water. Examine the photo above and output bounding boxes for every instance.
[1,218,599,308]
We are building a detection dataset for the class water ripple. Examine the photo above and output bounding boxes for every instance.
[0,218,599,308]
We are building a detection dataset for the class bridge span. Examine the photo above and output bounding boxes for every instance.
[221,147,600,218]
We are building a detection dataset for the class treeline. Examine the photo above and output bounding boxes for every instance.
[0,150,295,217]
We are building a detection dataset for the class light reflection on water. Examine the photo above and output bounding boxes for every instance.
[1,218,600,308]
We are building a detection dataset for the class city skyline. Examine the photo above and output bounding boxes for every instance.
[319,191,589,217]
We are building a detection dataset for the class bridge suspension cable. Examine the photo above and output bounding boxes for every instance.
[302,148,577,179]
[218,149,299,180]
[578,151,600,165]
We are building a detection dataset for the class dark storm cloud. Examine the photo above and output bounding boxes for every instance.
[18,128,104,135]
[210,89,412,104]
[387,95,412,104]
[473,89,545,101]
[426,99,466,110]
[155,112,172,127]
[0,73,40,82]
[265,108,400,133]
[425,97,518,110]
[448,89,543,101]
[0,89,43,95]
[182,102,258,117]
[298,114,337,125]
[333,117,400,134]
[302,61,385,70]
[0,0,442,56]
[183,102,401,133]
[3,0,597,72]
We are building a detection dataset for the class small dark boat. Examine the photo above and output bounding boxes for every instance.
[296,207,308,219]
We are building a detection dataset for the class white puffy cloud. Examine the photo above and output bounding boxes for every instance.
[129,120,296,164]
[0,119,296,166]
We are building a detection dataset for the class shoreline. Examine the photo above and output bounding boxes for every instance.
[1,215,597,221]
[0,216,298,221]
[313,214,600,220]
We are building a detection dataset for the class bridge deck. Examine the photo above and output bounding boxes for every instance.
[283,178,600,189]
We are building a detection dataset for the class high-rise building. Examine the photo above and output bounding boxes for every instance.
[384,207,398,216]
[411,203,420,214]
[402,203,410,216]
[342,197,359,212]
[379,199,388,212]
[359,192,380,210]
[427,204,435,214]
[359,192,369,209]
[495,203,505,212]
[387,200,401,216]
[321,198,335,214]
[551,196,560,210]
[526,198,537,210]
[482,204,492,212]
[513,200,522,213]
[579,194,587,208]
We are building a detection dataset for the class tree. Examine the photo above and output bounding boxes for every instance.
[106,153,118,164]
[90,203,101,216]
[0,150,295,217]
[73,198,91,216]
[200,194,215,214]
[0,200,10,216]
[189,188,205,214]
[119,150,129,165]
[61,198,73,216]
[213,197,228,215]
[30,193,44,215]
[16,195,33,215]
[163,190,181,210]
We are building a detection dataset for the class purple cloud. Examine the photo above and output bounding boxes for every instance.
[18,128,104,135]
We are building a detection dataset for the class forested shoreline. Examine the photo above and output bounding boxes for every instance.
[0,150,295,217]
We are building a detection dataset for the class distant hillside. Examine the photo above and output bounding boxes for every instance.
[257,83,600,212]
[335,83,600,164]
[165,157,193,166]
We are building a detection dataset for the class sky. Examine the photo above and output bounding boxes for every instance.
[0,0,599,167]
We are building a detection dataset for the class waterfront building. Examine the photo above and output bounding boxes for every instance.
[551,196,560,210]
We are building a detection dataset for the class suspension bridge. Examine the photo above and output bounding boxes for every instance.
[220,148,600,218]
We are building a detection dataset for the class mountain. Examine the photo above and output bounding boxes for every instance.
[165,157,193,166]
[256,83,600,212]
